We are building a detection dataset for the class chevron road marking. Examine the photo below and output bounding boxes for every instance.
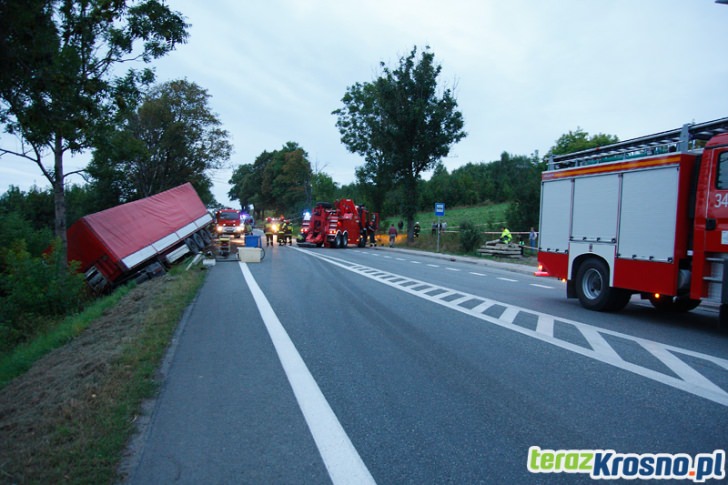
[295,248,728,408]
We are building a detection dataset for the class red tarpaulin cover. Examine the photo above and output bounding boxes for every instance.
[68,183,208,268]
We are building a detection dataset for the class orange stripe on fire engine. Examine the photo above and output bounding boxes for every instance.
[542,155,681,180]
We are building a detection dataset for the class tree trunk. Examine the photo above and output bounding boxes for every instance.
[53,132,68,265]
[402,174,417,243]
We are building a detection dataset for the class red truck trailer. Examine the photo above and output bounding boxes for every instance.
[537,117,728,328]
[297,199,378,248]
[67,183,213,292]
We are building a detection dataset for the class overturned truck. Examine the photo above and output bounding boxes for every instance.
[67,183,213,292]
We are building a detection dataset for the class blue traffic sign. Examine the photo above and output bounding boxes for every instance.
[435,203,445,217]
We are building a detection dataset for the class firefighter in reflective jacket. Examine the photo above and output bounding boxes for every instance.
[283,220,293,245]
[264,218,274,246]
[500,226,512,244]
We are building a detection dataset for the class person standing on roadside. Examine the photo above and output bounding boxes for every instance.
[388,223,398,247]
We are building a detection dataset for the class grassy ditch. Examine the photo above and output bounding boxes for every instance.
[0,262,206,484]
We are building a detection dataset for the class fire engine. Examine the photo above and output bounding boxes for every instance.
[297,199,378,248]
[215,208,245,238]
[537,117,728,328]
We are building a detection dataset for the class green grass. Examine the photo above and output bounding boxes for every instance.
[0,286,132,390]
[0,261,207,483]
[381,202,539,261]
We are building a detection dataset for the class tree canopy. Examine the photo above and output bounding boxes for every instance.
[334,46,466,241]
[0,0,188,259]
[88,79,230,206]
[228,142,313,219]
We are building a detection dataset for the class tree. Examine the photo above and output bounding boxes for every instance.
[0,0,188,261]
[549,128,619,157]
[311,172,338,206]
[334,46,466,241]
[88,79,230,205]
[228,142,313,218]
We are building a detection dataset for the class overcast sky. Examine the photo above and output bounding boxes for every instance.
[2,0,728,207]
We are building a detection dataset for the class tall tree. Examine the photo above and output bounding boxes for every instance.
[228,142,313,218]
[89,79,230,205]
[0,0,188,260]
[334,46,466,241]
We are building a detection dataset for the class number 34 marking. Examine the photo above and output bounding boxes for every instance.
[715,193,728,208]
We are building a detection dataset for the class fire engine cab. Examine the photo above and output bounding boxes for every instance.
[537,117,728,328]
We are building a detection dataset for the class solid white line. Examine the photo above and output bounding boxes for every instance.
[238,263,376,485]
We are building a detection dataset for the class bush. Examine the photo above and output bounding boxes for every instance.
[459,220,482,253]
[0,241,88,350]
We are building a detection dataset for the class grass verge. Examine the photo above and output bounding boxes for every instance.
[0,287,131,390]
[0,262,206,484]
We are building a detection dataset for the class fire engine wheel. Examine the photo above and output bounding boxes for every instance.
[575,258,630,312]
[342,233,348,248]
[334,233,343,248]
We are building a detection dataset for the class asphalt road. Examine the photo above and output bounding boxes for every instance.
[124,244,728,484]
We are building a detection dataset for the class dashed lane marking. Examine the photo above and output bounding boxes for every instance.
[497,277,518,282]
[530,283,554,289]
[294,248,728,407]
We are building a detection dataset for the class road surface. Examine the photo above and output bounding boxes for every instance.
[124,244,728,484]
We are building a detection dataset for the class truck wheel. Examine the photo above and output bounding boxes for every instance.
[200,229,212,245]
[674,297,701,312]
[575,258,629,312]
[342,233,349,248]
[193,233,205,249]
[185,237,199,253]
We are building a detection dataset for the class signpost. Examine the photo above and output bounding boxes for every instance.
[435,203,445,252]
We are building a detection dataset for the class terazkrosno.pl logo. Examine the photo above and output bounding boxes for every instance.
[527,446,725,482]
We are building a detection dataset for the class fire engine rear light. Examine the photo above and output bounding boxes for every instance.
[534,263,550,277]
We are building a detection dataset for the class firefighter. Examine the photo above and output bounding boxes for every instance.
[284,220,293,245]
[500,225,512,244]
[368,220,377,247]
[413,222,421,238]
[264,218,274,246]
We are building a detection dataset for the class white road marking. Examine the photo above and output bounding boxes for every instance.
[470,272,487,276]
[239,263,376,485]
[445,267,460,272]
[497,277,518,282]
[427,264,440,268]
[530,283,554,289]
[294,248,728,407]
[410,260,421,264]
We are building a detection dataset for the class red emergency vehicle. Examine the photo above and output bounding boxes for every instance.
[298,199,378,248]
[537,117,728,328]
[214,208,245,238]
